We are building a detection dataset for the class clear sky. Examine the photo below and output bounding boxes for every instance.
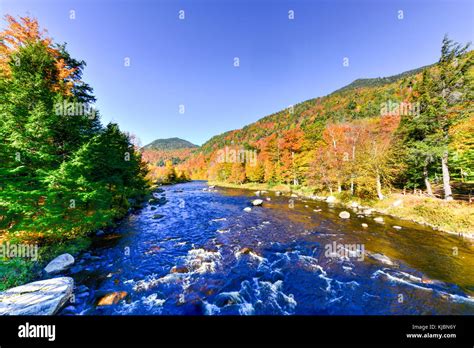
[1,0,473,146]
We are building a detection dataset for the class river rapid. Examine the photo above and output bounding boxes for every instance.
[58,181,474,315]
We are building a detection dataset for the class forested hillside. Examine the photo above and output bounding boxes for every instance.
[184,38,473,202]
[0,16,149,253]
[141,138,197,184]
[330,65,430,94]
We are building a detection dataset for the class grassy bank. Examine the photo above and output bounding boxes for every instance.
[370,194,474,236]
[0,195,150,291]
[0,236,91,291]
[209,181,474,237]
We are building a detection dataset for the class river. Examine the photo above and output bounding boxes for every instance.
[58,181,474,315]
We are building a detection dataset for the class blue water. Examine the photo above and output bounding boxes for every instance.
[58,181,474,315]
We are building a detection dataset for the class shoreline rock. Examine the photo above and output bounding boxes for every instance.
[0,277,74,315]
[44,253,75,275]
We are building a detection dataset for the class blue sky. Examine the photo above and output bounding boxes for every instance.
[2,0,473,146]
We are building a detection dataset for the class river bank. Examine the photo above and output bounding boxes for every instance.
[208,181,474,238]
[0,194,151,291]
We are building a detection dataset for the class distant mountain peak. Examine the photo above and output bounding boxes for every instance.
[143,137,198,151]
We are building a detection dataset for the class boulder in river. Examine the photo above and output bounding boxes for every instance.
[243,207,252,212]
[97,291,128,306]
[339,211,351,219]
[251,199,263,206]
[0,277,74,315]
[239,247,253,255]
[368,253,394,266]
[44,253,75,275]
[171,265,189,274]
[152,214,165,220]
[149,197,167,206]
[326,196,336,203]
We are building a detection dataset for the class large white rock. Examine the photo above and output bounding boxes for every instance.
[373,217,384,224]
[339,211,351,219]
[326,196,336,203]
[0,277,74,315]
[44,253,75,274]
[243,207,252,212]
[251,199,263,206]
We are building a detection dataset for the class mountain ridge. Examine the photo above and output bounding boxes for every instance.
[197,63,434,153]
[143,137,198,151]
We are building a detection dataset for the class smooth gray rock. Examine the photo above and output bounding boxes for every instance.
[44,253,75,274]
[0,277,74,315]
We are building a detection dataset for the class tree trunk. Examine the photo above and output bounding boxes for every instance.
[423,165,433,196]
[441,151,453,201]
[337,181,342,193]
[376,171,384,200]
[350,177,354,196]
